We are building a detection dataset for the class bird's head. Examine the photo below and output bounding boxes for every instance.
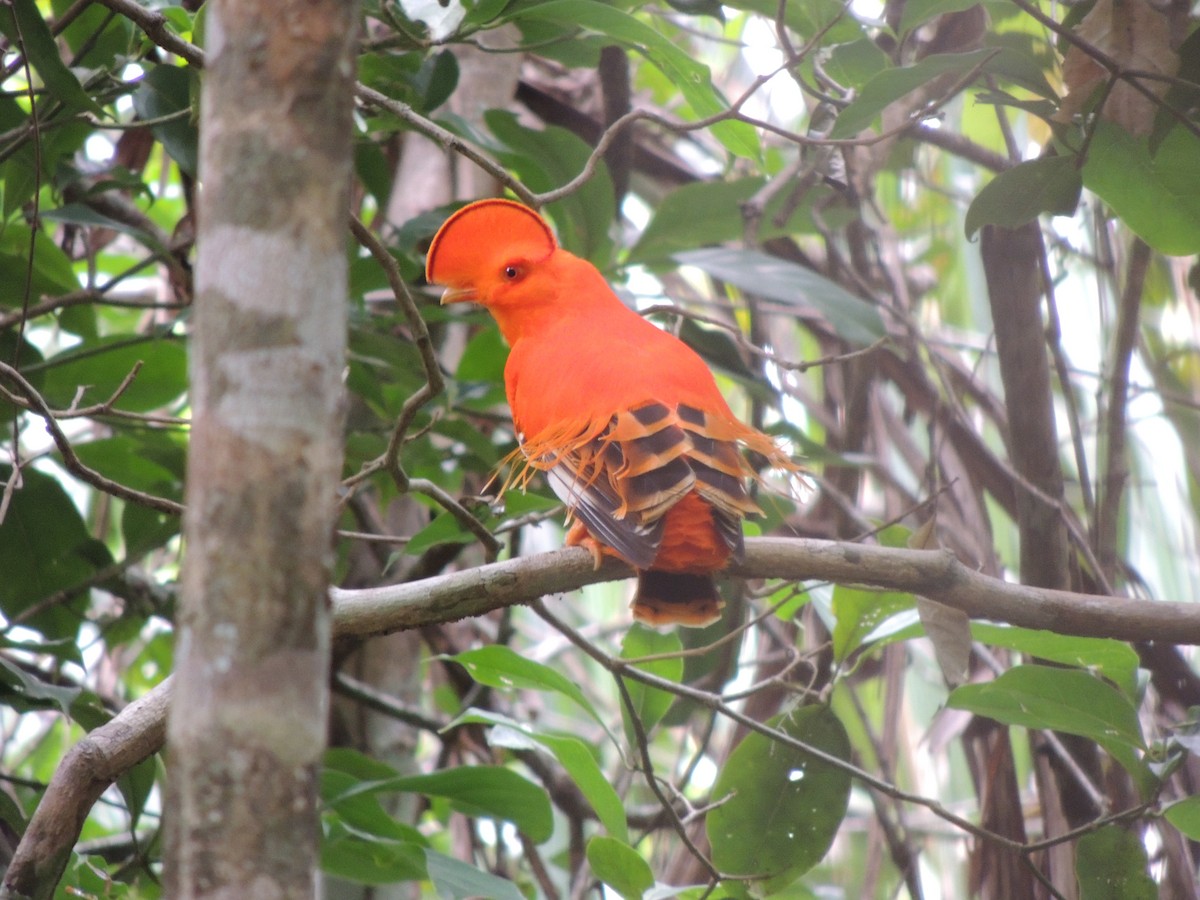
[425,199,558,311]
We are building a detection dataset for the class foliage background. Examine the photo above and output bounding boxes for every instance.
[1,0,1200,896]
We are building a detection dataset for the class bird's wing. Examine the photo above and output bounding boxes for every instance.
[518,401,762,568]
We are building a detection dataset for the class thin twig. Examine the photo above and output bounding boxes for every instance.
[612,664,721,883]
[0,362,183,515]
[344,217,500,560]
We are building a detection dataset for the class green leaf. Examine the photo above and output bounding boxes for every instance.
[664,0,725,21]
[484,110,616,263]
[322,766,429,845]
[324,758,436,849]
[426,849,526,900]
[498,489,559,518]
[822,38,891,90]
[0,0,103,113]
[1075,825,1156,900]
[133,64,199,177]
[509,0,759,159]
[0,225,81,305]
[832,585,915,661]
[0,466,110,639]
[587,835,654,900]
[971,624,1140,699]
[74,436,181,495]
[620,624,683,742]
[674,246,885,345]
[320,819,428,885]
[42,202,167,254]
[448,645,608,729]
[964,155,1082,238]
[54,0,134,71]
[1164,796,1200,841]
[0,656,81,714]
[948,665,1144,749]
[1083,123,1200,256]
[115,756,157,833]
[707,705,852,895]
[454,707,628,841]
[404,510,479,555]
[675,318,759,382]
[627,178,767,265]
[831,48,1056,139]
[897,0,989,33]
[725,0,864,47]
[415,49,459,113]
[38,336,188,413]
[455,325,508,383]
[0,787,26,836]
[332,766,554,843]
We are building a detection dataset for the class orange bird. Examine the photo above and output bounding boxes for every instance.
[426,199,795,627]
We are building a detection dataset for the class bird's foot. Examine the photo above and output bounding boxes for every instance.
[565,522,605,571]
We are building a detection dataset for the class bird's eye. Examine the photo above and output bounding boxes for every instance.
[503,265,520,280]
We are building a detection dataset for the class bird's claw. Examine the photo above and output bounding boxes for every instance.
[565,521,605,571]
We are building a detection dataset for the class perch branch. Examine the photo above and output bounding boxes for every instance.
[6,536,1198,897]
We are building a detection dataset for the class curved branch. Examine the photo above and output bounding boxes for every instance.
[0,682,170,900]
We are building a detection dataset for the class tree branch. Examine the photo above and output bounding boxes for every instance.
[7,536,1198,896]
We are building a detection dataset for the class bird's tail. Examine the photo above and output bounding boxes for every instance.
[632,570,723,628]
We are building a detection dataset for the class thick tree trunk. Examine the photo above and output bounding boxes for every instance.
[163,1,357,896]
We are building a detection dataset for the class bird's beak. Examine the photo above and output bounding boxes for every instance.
[439,286,478,306]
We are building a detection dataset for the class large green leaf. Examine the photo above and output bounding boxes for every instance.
[320,819,428,886]
[947,665,1144,750]
[403,510,482,555]
[587,835,654,900]
[453,708,628,841]
[1164,796,1200,841]
[426,849,526,900]
[0,466,111,639]
[0,225,81,305]
[133,64,199,177]
[53,0,134,71]
[448,645,608,730]
[971,624,1140,699]
[1075,825,1156,900]
[724,0,864,45]
[832,584,915,662]
[0,656,81,714]
[484,110,616,264]
[330,765,554,843]
[38,336,188,413]
[620,624,683,742]
[454,325,508,384]
[322,755,430,845]
[626,176,840,266]
[0,0,102,113]
[674,246,885,345]
[707,705,851,895]
[1083,123,1200,256]
[964,155,1082,238]
[627,179,767,266]
[508,0,759,159]
[73,436,182,495]
[831,48,1056,139]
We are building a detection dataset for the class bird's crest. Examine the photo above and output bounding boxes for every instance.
[425,199,557,286]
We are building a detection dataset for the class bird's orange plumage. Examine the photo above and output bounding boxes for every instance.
[426,198,795,627]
